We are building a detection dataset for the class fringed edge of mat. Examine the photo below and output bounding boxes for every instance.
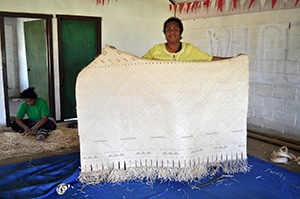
[78,159,249,184]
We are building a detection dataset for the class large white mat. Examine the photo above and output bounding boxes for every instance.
[76,46,249,183]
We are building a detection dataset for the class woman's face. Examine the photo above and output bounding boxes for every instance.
[24,98,36,106]
[165,21,181,44]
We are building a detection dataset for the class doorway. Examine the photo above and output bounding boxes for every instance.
[0,12,54,126]
[57,15,101,121]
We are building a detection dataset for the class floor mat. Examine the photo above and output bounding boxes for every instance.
[0,123,79,161]
[0,152,299,199]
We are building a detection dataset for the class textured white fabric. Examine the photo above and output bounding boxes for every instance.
[76,46,249,183]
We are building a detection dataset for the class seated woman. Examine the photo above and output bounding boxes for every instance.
[11,87,57,141]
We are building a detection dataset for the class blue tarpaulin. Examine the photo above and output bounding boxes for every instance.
[0,152,299,199]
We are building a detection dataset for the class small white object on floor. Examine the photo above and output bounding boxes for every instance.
[270,146,300,165]
[56,183,71,195]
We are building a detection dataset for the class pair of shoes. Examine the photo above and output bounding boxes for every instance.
[36,134,46,141]
[36,128,50,141]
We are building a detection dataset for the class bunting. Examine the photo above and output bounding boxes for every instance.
[204,0,210,10]
[179,3,185,13]
[192,1,200,12]
[186,2,192,13]
[272,0,277,8]
[248,0,255,9]
[173,4,178,15]
[217,0,224,12]
[96,0,117,5]
[167,0,299,14]
[233,0,238,10]
[94,0,300,14]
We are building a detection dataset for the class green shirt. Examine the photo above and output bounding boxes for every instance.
[16,97,50,121]
[142,42,213,61]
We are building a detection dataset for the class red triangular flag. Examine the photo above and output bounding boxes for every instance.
[186,2,192,13]
[248,0,255,9]
[102,0,105,6]
[233,0,238,10]
[173,4,177,15]
[295,0,299,6]
[179,3,185,13]
[192,1,200,12]
[218,0,224,12]
[204,0,210,10]
[272,0,277,8]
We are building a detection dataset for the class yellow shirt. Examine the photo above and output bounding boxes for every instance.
[142,42,213,61]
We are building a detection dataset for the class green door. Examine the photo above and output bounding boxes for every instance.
[59,17,101,120]
[24,19,49,105]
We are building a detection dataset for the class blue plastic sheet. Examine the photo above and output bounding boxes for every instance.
[0,152,299,199]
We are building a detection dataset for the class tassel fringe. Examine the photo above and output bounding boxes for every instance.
[79,159,249,184]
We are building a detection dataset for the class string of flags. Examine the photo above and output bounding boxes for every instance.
[169,0,299,14]
[96,0,117,6]
[95,0,299,12]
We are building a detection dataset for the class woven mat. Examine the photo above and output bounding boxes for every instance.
[76,46,249,183]
[0,123,79,161]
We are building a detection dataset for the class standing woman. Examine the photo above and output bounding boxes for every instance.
[142,17,232,61]
[11,87,57,141]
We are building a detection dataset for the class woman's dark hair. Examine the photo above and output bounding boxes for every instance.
[20,87,37,99]
[163,17,184,35]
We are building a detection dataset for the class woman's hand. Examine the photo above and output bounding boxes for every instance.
[30,127,38,135]
[24,129,35,136]
[31,116,49,133]
[16,117,32,134]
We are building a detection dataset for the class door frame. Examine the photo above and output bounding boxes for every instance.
[57,15,102,121]
[0,12,55,126]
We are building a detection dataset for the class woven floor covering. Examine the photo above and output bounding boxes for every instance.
[76,46,249,184]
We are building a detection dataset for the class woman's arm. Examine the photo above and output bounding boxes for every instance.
[212,53,245,61]
[212,56,233,61]
[15,117,31,133]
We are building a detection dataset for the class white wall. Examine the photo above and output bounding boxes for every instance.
[0,0,172,124]
[182,8,300,139]
[4,18,20,97]
[0,0,172,55]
